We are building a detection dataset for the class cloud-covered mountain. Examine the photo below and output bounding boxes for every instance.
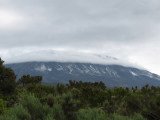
[5,52,160,88]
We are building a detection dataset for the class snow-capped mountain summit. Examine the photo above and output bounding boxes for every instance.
[6,61,160,88]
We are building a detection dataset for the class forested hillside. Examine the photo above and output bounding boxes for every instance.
[1,58,160,120]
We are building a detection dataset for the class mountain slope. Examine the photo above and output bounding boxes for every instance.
[5,61,160,88]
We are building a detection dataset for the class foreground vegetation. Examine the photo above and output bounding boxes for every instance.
[0,58,160,120]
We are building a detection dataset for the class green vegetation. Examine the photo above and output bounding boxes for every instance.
[0,58,160,120]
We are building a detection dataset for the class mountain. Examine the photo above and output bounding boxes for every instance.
[5,61,160,88]
[4,50,160,88]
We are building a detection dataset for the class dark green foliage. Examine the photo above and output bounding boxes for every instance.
[55,92,80,120]
[9,104,31,120]
[76,108,106,120]
[107,113,146,120]
[20,93,53,120]
[132,113,147,120]
[2,59,160,120]
[0,80,155,120]
[18,75,42,86]
[52,104,65,120]
[55,84,67,95]
[68,80,107,107]
[68,80,106,89]
[44,116,55,120]
[25,84,55,99]
[80,86,107,107]
[126,94,144,115]
[43,94,54,107]
[0,94,54,120]
[0,99,7,114]
[0,114,18,120]
[0,104,31,120]
[0,58,16,95]
[20,93,44,120]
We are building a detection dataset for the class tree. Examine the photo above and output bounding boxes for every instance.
[0,58,17,95]
[18,75,42,86]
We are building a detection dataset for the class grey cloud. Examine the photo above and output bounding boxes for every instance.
[0,0,160,74]
[1,0,159,45]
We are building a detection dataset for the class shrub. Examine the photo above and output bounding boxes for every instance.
[0,114,18,120]
[107,113,132,120]
[20,93,43,119]
[52,104,65,120]
[0,104,31,120]
[107,113,146,120]
[55,92,79,120]
[0,93,56,120]
[41,94,54,107]
[132,113,146,120]
[20,93,53,120]
[76,108,106,120]
[0,99,7,114]
[44,115,55,120]
[9,104,31,120]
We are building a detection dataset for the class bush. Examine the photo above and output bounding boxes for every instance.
[9,104,31,120]
[41,94,54,107]
[20,93,53,120]
[76,108,106,120]
[107,113,146,120]
[0,99,7,114]
[0,104,31,120]
[132,113,146,120]
[44,115,55,120]
[55,92,79,120]
[0,114,18,120]
[107,113,132,120]
[0,93,56,120]
[20,93,44,119]
[52,104,65,120]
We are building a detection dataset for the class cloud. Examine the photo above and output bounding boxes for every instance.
[0,0,160,74]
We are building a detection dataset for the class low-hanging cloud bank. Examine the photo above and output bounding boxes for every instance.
[0,0,160,75]
[2,49,144,70]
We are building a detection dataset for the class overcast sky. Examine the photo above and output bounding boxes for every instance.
[0,0,160,74]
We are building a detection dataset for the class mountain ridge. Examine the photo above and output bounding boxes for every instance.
[5,61,160,88]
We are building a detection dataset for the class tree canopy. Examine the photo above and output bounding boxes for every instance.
[0,58,17,95]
